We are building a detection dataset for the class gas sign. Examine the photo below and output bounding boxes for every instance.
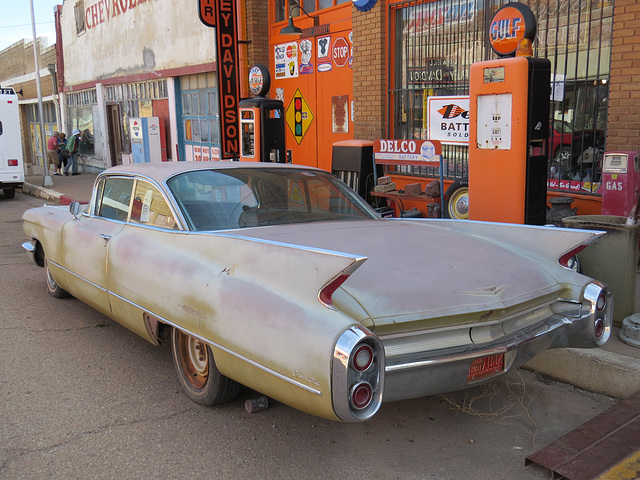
[488,2,537,57]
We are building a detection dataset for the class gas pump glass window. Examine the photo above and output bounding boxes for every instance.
[167,168,378,231]
[241,110,255,158]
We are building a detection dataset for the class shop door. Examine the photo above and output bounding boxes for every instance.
[273,30,353,172]
[315,31,353,172]
[107,104,123,166]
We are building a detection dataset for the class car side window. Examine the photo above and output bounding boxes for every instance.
[130,181,177,229]
[96,177,134,222]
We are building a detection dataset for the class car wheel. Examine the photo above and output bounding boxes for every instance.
[171,327,240,406]
[554,146,572,174]
[3,188,16,199]
[444,179,469,220]
[45,257,69,298]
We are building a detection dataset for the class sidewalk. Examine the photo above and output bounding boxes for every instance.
[19,173,640,400]
[23,172,97,205]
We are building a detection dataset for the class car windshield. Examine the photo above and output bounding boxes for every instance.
[166,167,379,231]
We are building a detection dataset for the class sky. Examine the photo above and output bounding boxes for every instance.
[0,0,61,52]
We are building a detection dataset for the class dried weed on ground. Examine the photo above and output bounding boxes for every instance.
[440,371,539,447]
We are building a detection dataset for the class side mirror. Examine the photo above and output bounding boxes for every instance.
[69,201,82,219]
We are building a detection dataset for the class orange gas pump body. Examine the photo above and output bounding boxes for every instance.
[468,56,550,225]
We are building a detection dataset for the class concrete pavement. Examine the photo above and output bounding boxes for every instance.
[18,173,640,400]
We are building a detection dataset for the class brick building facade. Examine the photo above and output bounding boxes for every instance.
[607,0,640,152]
[0,39,58,173]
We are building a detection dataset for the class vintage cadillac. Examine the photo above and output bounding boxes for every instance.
[22,162,612,422]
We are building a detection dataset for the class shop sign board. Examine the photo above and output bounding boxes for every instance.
[426,95,470,145]
[198,0,215,27]
[373,139,441,166]
[198,0,240,159]
[353,0,377,12]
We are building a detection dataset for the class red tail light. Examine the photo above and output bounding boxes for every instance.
[596,292,606,312]
[8,159,18,167]
[594,319,605,339]
[558,245,587,269]
[350,381,373,410]
[318,273,350,309]
[352,344,374,371]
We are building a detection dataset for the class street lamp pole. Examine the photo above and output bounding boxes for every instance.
[29,0,53,187]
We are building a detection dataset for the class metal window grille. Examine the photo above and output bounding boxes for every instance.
[66,89,98,107]
[389,0,613,196]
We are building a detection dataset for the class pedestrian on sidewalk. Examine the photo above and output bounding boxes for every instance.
[47,132,62,176]
[58,133,69,171]
[64,129,81,176]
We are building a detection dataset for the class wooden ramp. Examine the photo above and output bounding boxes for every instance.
[526,390,640,479]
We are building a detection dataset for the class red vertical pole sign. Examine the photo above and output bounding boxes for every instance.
[198,0,240,159]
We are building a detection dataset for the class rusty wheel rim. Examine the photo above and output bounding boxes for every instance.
[177,331,209,389]
[449,187,469,220]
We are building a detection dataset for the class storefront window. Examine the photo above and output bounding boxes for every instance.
[391,0,613,195]
[68,105,96,156]
[103,80,169,156]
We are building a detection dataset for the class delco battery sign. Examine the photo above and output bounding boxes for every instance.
[374,139,441,166]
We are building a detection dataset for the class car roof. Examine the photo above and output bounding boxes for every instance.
[100,161,323,184]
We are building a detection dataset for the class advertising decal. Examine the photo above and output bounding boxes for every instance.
[427,96,470,145]
[275,42,299,79]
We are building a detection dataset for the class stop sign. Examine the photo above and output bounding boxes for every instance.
[332,37,350,67]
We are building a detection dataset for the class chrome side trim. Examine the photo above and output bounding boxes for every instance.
[47,257,322,396]
[50,260,108,293]
[107,290,322,396]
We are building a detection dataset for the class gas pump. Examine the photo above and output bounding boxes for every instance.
[239,64,286,163]
[130,117,167,163]
[468,3,550,225]
[601,151,640,216]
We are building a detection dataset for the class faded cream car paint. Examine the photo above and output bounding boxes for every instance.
[23,208,368,421]
[22,162,613,421]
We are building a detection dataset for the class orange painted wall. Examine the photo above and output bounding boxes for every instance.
[270,3,353,172]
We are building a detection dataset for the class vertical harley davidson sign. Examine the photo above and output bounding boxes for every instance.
[198,0,240,159]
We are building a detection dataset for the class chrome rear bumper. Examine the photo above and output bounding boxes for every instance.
[380,282,612,402]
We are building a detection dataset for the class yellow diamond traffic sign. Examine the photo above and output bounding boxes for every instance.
[286,88,314,145]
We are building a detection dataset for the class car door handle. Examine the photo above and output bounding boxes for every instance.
[99,234,112,245]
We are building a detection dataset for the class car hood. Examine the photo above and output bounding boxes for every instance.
[233,219,570,329]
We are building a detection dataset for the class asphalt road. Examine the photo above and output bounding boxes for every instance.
[1,192,618,480]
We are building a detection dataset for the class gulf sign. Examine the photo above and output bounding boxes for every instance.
[488,2,536,57]
[374,139,441,166]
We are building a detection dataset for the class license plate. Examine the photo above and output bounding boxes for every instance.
[467,353,505,382]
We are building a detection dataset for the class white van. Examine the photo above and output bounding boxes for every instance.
[0,86,25,199]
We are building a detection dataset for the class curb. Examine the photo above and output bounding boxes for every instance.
[21,182,75,205]
[524,346,640,399]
